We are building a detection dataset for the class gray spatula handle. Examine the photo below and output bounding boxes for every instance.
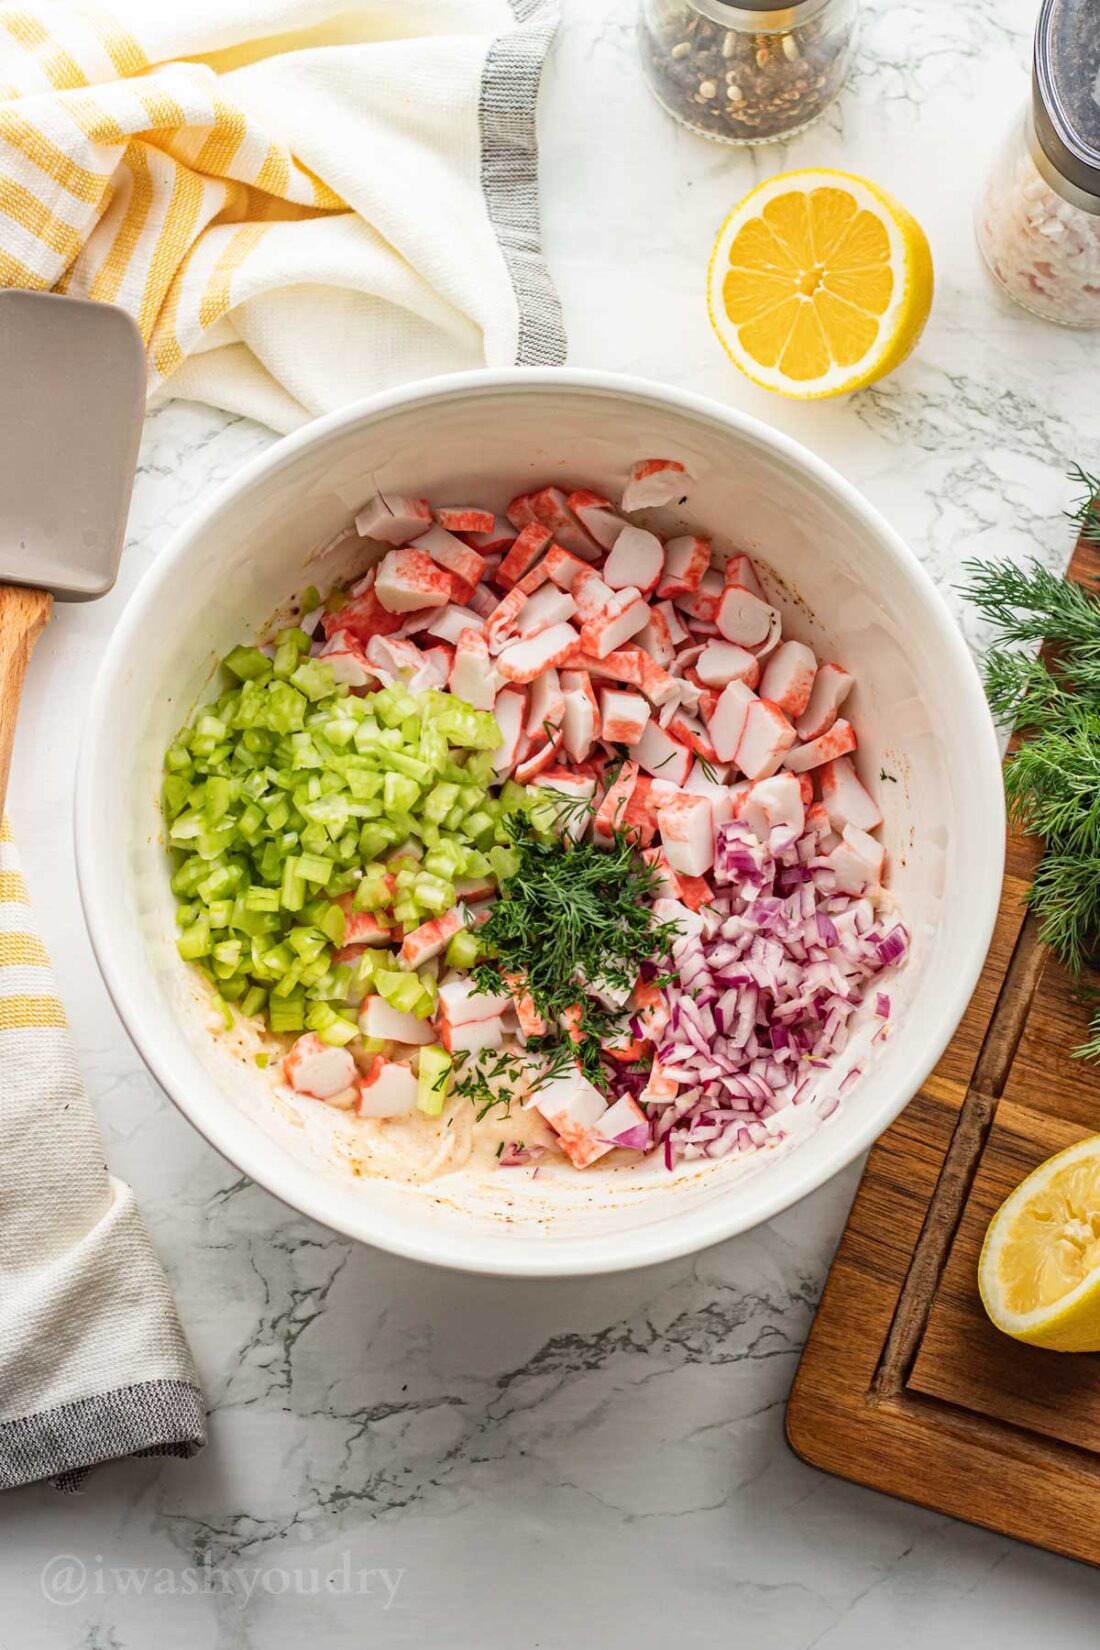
[0,586,51,814]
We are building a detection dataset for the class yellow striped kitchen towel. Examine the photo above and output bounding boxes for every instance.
[0,818,205,1489]
[0,0,563,431]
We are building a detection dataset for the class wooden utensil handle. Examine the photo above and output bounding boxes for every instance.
[0,585,52,814]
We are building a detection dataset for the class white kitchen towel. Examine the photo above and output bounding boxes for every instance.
[0,0,564,431]
[0,821,205,1489]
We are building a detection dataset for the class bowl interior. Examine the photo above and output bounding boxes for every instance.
[78,375,1002,1274]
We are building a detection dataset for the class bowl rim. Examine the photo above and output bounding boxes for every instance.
[75,367,1005,1276]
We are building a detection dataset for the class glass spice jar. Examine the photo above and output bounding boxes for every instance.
[637,0,859,146]
[976,0,1100,327]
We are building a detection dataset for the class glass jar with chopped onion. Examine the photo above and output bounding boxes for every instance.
[637,0,859,146]
[976,0,1100,327]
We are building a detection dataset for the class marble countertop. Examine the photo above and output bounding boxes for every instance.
[8,0,1100,1643]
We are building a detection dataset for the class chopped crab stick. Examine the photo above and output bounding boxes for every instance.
[707,679,757,763]
[355,492,432,545]
[375,548,451,612]
[621,458,689,512]
[412,523,486,593]
[443,1013,507,1055]
[358,996,435,1045]
[284,1034,357,1100]
[426,604,485,644]
[580,589,649,658]
[641,1058,681,1105]
[568,489,627,549]
[760,640,817,718]
[735,698,798,781]
[560,669,598,762]
[502,972,548,1039]
[597,1094,649,1150]
[497,522,552,588]
[515,582,577,636]
[527,487,602,560]
[629,720,692,785]
[722,553,766,602]
[467,583,499,619]
[592,760,640,843]
[783,717,857,773]
[462,514,515,552]
[657,536,710,598]
[399,905,470,969]
[330,584,404,643]
[819,755,883,833]
[619,774,673,846]
[641,846,681,900]
[665,710,716,763]
[634,605,675,667]
[572,566,617,618]
[740,774,805,844]
[545,545,590,590]
[599,688,651,745]
[683,762,736,826]
[672,569,723,624]
[603,525,665,595]
[715,584,780,647]
[656,598,689,646]
[491,689,527,776]
[497,622,580,683]
[533,1069,611,1169]
[827,823,886,895]
[526,668,566,738]
[318,630,375,688]
[437,506,495,534]
[337,901,392,946]
[695,639,761,690]
[449,628,501,710]
[797,662,854,741]
[356,1057,419,1118]
[438,977,513,1026]
[656,792,714,876]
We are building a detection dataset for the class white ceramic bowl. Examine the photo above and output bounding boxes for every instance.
[76,370,1004,1276]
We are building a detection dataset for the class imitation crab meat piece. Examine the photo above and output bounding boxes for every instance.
[467,583,499,619]
[599,688,651,745]
[683,761,736,826]
[735,698,798,781]
[666,710,717,763]
[740,774,805,844]
[560,669,599,762]
[501,972,548,1040]
[629,720,692,785]
[797,662,854,741]
[412,523,486,593]
[657,536,710,599]
[497,622,579,684]
[437,506,495,535]
[722,553,766,602]
[356,1057,419,1118]
[652,896,706,943]
[358,996,435,1045]
[580,589,650,658]
[526,667,566,740]
[284,1034,357,1101]
[497,522,552,588]
[399,905,470,969]
[707,679,757,763]
[695,639,760,690]
[444,1013,507,1055]
[715,585,780,648]
[571,566,616,619]
[528,487,602,561]
[759,640,817,718]
[656,792,715,876]
[598,1094,650,1151]
[641,1057,681,1105]
[329,584,404,645]
[657,599,689,647]
[438,977,512,1026]
[449,628,501,711]
[819,755,883,833]
[634,605,675,667]
[641,846,681,900]
[603,525,665,595]
[515,582,577,637]
[318,629,375,688]
[827,824,886,895]
[672,569,723,624]
[426,604,484,645]
[783,717,857,774]
[375,548,451,612]
[592,760,640,844]
[568,489,627,550]
[337,900,392,947]
[533,1069,611,1169]
[621,457,690,512]
[463,513,515,552]
[535,769,598,840]
[355,492,432,546]
[543,545,588,591]
[491,688,527,777]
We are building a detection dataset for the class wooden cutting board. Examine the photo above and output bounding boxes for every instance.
[785,527,1100,1565]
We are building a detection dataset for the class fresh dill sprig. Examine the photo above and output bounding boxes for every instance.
[1068,464,1100,543]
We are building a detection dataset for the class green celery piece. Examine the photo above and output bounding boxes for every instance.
[417,1046,452,1116]
[223,645,273,682]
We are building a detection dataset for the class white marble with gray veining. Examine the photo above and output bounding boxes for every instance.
[6,0,1100,1643]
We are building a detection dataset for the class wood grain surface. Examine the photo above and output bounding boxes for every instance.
[785,530,1100,1567]
[0,584,51,813]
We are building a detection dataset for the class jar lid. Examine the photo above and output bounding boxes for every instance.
[687,0,830,25]
[1032,0,1100,201]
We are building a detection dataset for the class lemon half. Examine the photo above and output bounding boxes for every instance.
[707,169,934,400]
[979,1135,1100,1352]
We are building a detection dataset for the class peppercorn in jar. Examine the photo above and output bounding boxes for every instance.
[638,0,859,146]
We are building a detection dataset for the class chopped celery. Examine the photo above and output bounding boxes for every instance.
[224,645,273,682]
[375,970,424,1014]
[417,1046,452,1116]
[445,929,482,970]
